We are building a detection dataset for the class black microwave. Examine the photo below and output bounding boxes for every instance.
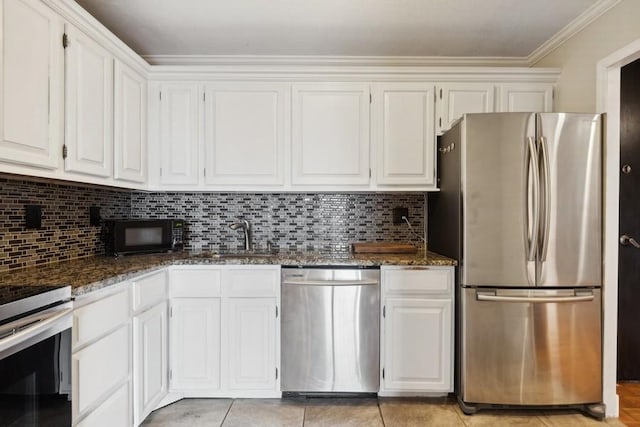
[102,219,185,256]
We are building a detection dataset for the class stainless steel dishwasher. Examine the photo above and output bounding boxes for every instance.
[281,267,380,394]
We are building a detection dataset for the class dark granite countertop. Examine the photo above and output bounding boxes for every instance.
[0,250,457,297]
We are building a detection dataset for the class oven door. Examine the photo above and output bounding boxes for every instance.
[0,303,72,426]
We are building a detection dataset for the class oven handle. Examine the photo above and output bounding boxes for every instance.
[0,305,73,359]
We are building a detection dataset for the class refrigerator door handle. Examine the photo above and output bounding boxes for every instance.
[539,135,551,262]
[476,291,594,303]
[525,136,540,261]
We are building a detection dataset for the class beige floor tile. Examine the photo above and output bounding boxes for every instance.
[222,398,305,427]
[303,398,383,427]
[538,410,606,427]
[142,398,233,426]
[379,397,465,427]
[454,405,546,427]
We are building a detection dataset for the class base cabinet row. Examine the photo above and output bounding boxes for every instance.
[169,266,280,397]
[72,264,454,425]
[379,266,454,395]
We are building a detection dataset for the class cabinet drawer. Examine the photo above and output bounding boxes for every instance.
[383,267,453,295]
[132,270,167,312]
[76,382,130,427]
[171,269,222,297]
[73,325,130,419]
[73,289,129,348]
[223,269,279,296]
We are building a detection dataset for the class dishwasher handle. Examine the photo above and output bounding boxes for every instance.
[476,291,594,303]
[282,279,379,286]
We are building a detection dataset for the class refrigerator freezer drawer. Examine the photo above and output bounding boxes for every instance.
[461,287,602,405]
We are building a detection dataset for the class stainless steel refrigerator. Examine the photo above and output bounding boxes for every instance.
[428,113,604,417]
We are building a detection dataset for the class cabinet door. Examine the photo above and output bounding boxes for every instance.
[498,83,554,113]
[227,298,277,391]
[292,83,370,186]
[437,83,495,133]
[0,0,63,169]
[114,60,147,183]
[373,83,436,186]
[64,25,113,177]
[204,83,287,186]
[383,298,452,392]
[134,301,167,425]
[170,298,221,391]
[72,324,130,421]
[159,83,200,185]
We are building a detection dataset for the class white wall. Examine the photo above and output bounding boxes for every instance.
[533,0,640,112]
[535,0,640,417]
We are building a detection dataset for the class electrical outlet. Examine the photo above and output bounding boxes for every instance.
[89,206,101,226]
[25,205,42,229]
[392,207,408,224]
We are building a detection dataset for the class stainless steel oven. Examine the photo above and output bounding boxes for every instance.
[0,286,72,426]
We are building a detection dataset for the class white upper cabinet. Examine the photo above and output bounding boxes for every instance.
[114,59,147,183]
[437,83,495,134]
[64,25,114,177]
[292,83,370,186]
[373,83,436,187]
[0,0,63,169]
[204,83,287,186]
[159,83,201,185]
[498,83,554,113]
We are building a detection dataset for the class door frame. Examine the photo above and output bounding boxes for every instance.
[596,37,640,418]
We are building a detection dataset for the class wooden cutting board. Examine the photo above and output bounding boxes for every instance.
[351,242,417,254]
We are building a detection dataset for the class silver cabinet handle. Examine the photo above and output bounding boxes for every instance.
[476,293,594,303]
[620,234,640,248]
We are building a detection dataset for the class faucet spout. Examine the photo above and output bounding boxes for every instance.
[229,219,251,251]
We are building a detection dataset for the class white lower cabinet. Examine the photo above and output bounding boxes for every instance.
[72,285,132,426]
[379,266,454,396]
[134,301,168,425]
[170,298,221,391]
[76,383,131,427]
[169,266,280,398]
[227,297,277,391]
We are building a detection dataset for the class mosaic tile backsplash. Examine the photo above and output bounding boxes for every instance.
[130,192,426,253]
[0,175,426,272]
[0,178,130,272]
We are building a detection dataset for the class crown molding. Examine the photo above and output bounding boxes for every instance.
[147,64,560,83]
[142,54,530,68]
[42,0,151,75]
[528,0,621,65]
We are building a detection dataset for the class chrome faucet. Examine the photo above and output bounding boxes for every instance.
[229,219,251,251]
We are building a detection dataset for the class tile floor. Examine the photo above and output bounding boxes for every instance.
[618,382,640,427]
[142,397,628,426]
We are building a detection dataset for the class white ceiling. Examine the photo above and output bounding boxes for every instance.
[74,0,605,60]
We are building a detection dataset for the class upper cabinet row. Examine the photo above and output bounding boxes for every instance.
[149,80,553,191]
[0,0,147,187]
[0,0,554,192]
